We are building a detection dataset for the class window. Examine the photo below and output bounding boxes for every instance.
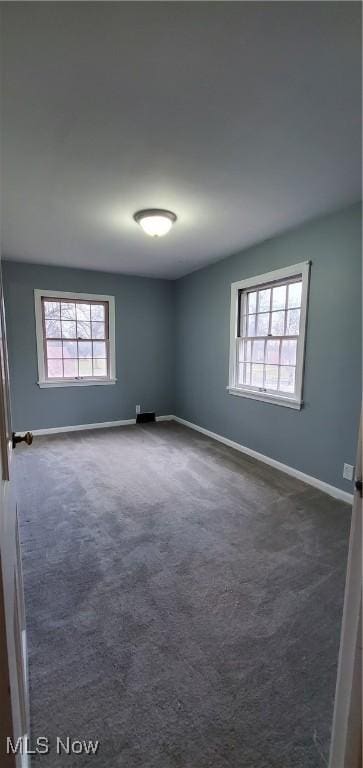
[34,290,116,387]
[228,262,310,408]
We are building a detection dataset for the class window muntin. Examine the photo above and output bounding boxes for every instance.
[42,297,109,380]
[237,278,302,396]
[228,262,310,408]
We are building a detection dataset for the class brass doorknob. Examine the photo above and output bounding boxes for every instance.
[12,432,33,449]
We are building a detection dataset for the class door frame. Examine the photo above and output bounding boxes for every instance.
[329,413,362,768]
[0,268,30,767]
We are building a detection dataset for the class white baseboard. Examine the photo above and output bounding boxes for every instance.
[172,416,353,505]
[29,415,173,436]
[155,415,174,422]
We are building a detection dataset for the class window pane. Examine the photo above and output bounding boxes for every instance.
[271,311,285,336]
[237,362,244,385]
[76,303,91,321]
[48,359,63,378]
[252,339,264,362]
[279,366,296,393]
[92,321,106,339]
[44,301,60,318]
[93,341,107,358]
[281,339,297,366]
[62,340,77,358]
[239,340,252,362]
[251,363,264,387]
[256,313,269,336]
[286,309,300,335]
[46,341,62,359]
[264,365,279,390]
[91,304,105,321]
[61,320,77,339]
[239,312,247,337]
[238,340,244,363]
[288,282,302,308]
[244,362,251,385]
[63,359,78,378]
[247,292,257,314]
[266,339,280,364]
[45,319,61,338]
[78,341,92,358]
[258,289,270,312]
[79,359,92,377]
[93,359,107,377]
[77,320,91,339]
[247,315,256,337]
[272,285,286,311]
[61,302,76,320]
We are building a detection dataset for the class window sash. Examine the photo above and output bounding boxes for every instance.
[238,277,302,336]
[41,297,110,381]
[236,365,297,397]
[44,345,110,380]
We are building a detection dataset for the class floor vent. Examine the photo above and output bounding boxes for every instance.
[136,412,156,424]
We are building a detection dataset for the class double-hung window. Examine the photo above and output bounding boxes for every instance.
[228,262,310,408]
[34,290,116,387]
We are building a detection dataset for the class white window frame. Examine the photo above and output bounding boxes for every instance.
[34,289,116,388]
[227,261,310,409]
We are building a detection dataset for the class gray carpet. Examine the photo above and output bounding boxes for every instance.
[15,422,350,768]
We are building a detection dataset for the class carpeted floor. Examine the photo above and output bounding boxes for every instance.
[15,422,350,767]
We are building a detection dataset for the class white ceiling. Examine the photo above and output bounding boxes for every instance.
[1,2,361,279]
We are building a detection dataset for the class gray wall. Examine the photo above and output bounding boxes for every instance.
[3,261,175,430]
[175,204,362,492]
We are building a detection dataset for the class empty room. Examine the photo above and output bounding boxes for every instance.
[0,2,361,767]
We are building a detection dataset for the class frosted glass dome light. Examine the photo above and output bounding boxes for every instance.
[134,209,177,237]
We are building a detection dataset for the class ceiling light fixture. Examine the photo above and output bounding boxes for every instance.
[133,209,177,237]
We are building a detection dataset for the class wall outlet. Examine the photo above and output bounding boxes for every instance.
[343,463,354,481]
[135,405,141,415]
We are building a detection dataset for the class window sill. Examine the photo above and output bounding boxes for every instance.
[38,378,117,388]
[227,386,302,410]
